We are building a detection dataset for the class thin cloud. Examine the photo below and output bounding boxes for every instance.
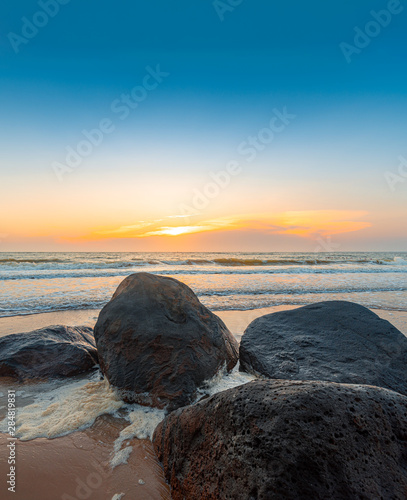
[72,210,371,242]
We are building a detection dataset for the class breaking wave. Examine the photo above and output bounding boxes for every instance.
[1,251,406,317]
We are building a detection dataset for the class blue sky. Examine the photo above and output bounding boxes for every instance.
[1,0,406,251]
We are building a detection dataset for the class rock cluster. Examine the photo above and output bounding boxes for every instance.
[4,275,407,499]
[151,297,407,499]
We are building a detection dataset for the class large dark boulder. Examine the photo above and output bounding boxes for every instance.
[240,301,407,395]
[0,326,98,380]
[94,273,239,411]
[153,379,407,500]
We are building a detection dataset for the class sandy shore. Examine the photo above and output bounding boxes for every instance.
[0,414,171,500]
[1,306,406,339]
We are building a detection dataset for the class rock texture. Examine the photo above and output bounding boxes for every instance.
[240,301,407,395]
[94,273,238,410]
[153,379,407,500]
[0,325,98,380]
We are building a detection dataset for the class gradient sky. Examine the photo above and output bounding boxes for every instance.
[1,0,406,251]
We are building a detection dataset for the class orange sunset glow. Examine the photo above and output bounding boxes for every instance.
[51,210,372,251]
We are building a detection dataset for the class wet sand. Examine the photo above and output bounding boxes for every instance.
[0,309,101,337]
[0,414,171,500]
[1,306,406,339]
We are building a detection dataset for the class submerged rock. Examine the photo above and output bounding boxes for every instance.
[94,273,238,411]
[153,379,407,500]
[0,325,98,380]
[240,301,407,395]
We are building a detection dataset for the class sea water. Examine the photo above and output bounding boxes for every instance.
[0,251,406,317]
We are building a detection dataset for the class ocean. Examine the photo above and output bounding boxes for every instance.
[1,251,406,317]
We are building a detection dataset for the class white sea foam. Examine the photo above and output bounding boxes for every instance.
[0,363,253,448]
[110,405,166,468]
[111,494,125,500]
[108,365,255,467]
[9,375,123,440]
[110,445,133,469]
[0,360,261,475]
[198,362,257,398]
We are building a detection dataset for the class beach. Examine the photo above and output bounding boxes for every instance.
[0,415,171,500]
[1,252,407,499]
[1,305,407,499]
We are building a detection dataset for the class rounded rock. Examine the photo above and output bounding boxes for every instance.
[94,273,238,410]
